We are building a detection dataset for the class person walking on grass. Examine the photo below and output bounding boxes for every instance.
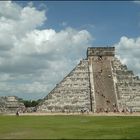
[16,110,19,116]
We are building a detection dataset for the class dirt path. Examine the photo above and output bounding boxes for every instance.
[6,112,140,116]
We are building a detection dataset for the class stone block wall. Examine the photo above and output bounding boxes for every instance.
[37,47,140,113]
[112,58,140,112]
[37,59,91,113]
[87,47,115,56]
[0,96,25,113]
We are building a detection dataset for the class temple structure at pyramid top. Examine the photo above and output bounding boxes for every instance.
[37,47,140,113]
[87,47,115,57]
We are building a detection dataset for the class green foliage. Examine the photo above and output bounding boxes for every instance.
[0,116,140,139]
[22,99,42,107]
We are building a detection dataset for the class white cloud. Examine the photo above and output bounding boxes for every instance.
[0,1,46,41]
[0,1,92,100]
[133,1,140,5]
[115,36,140,76]
[20,6,46,30]
[0,1,21,20]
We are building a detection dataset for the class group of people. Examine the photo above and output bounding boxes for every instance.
[96,90,118,113]
[80,108,89,114]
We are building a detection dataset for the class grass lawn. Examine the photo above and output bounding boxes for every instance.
[0,115,140,139]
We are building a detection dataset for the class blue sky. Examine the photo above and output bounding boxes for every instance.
[16,1,140,45]
[45,1,140,45]
[0,1,140,99]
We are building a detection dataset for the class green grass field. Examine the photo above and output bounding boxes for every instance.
[0,115,140,139]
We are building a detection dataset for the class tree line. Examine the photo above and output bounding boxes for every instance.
[19,98,42,107]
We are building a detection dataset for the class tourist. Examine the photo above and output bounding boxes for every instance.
[16,111,19,116]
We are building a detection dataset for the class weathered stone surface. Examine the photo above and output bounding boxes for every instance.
[37,47,140,112]
[88,48,118,112]
[112,58,140,112]
[0,96,25,113]
[37,60,91,112]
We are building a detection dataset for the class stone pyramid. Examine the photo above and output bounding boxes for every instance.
[0,96,25,113]
[37,47,140,113]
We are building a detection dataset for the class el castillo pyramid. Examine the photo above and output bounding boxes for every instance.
[37,47,140,113]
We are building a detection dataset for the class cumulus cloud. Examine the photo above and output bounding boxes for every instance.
[0,1,92,99]
[115,36,140,76]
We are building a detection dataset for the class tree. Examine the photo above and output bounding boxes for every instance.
[22,99,42,107]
